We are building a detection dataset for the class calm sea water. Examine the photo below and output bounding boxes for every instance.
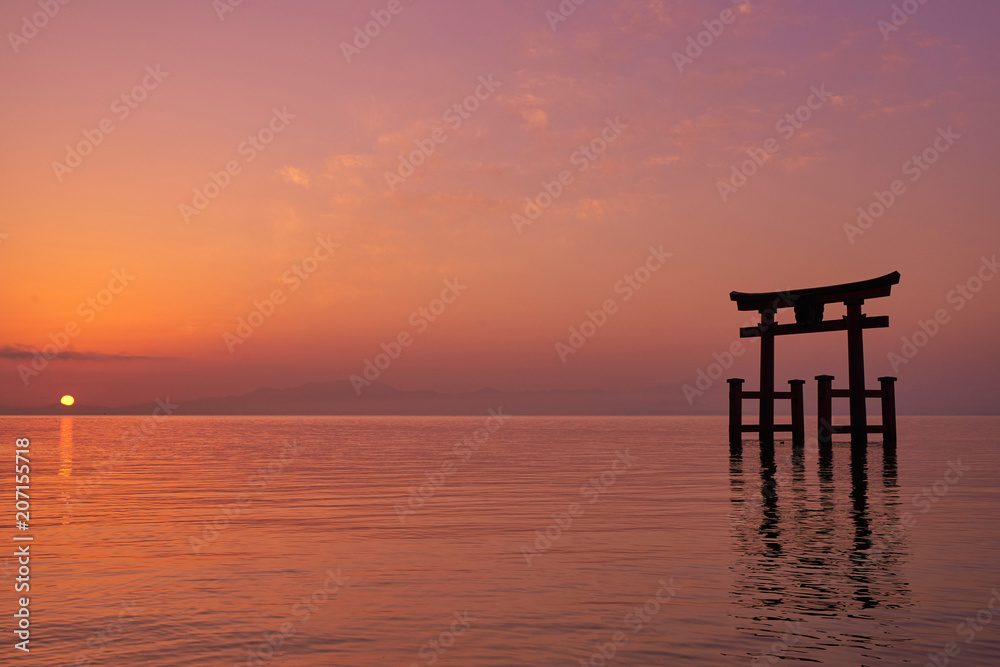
[1,415,998,666]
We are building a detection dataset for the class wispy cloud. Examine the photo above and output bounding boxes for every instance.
[278,165,310,187]
[0,345,178,363]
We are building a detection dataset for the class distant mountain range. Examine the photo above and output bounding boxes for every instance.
[0,380,706,416]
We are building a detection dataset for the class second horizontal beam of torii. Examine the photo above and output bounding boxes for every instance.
[739,315,889,338]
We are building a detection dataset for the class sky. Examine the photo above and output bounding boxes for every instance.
[1,0,998,413]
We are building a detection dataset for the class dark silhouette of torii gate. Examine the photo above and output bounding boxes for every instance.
[726,272,900,459]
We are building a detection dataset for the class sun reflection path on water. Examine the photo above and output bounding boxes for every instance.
[58,416,73,477]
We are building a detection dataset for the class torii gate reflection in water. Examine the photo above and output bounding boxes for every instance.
[727,272,900,461]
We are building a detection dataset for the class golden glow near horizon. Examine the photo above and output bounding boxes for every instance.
[60,395,75,406]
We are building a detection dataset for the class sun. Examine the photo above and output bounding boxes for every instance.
[60,395,75,406]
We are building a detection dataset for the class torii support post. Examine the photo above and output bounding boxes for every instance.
[790,379,805,449]
[814,374,897,456]
[728,377,802,453]
[879,376,898,453]
[728,378,744,454]
[816,374,834,457]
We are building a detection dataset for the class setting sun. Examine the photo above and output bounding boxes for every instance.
[60,395,75,406]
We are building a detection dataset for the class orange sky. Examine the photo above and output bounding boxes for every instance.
[1,0,998,412]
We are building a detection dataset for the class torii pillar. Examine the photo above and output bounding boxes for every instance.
[758,307,776,451]
[845,299,867,451]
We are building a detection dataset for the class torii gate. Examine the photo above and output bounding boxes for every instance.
[727,272,900,457]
